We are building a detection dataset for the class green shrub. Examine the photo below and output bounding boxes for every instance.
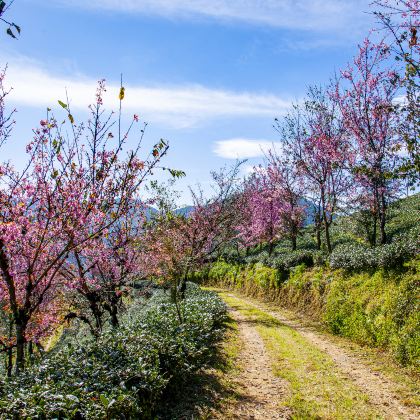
[324,267,420,366]
[270,250,315,271]
[329,231,419,271]
[0,286,227,419]
[252,263,281,289]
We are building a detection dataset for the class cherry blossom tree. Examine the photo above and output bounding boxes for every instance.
[142,164,242,308]
[276,86,350,253]
[372,0,419,182]
[0,80,168,373]
[236,154,306,254]
[266,152,306,251]
[236,169,282,255]
[334,38,402,245]
[63,206,144,335]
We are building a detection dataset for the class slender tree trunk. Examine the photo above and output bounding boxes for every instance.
[6,347,13,377]
[379,191,387,245]
[6,315,13,376]
[320,187,332,254]
[172,280,184,323]
[15,320,26,374]
[86,293,103,336]
[179,269,188,300]
[268,241,274,256]
[291,234,297,251]
[109,305,119,328]
[371,184,380,247]
[324,220,332,254]
[372,215,377,247]
[316,227,321,250]
[314,212,322,250]
[27,341,34,366]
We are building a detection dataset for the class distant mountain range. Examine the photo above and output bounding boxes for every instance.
[175,206,195,217]
[142,205,195,220]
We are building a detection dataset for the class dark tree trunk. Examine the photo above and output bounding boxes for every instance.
[324,220,332,254]
[291,235,297,251]
[15,320,26,374]
[372,214,377,247]
[316,227,321,250]
[268,241,274,256]
[85,292,103,336]
[314,212,322,250]
[179,275,187,300]
[379,192,387,245]
[27,340,34,365]
[109,306,119,328]
[320,187,332,254]
[104,294,121,328]
[7,347,13,377]
[371,184,381,247]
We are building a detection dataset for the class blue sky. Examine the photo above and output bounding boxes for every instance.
[1,0,377,204]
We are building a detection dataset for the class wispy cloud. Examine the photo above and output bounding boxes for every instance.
[3,55,291,129]
[56,0,370,33]
[213,138,281,159]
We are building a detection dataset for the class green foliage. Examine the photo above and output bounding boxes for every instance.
[205,261,281,293]
[329,228,419,271]
[0,285,227,419]
[324,266,420,366]
[269,250,316,272]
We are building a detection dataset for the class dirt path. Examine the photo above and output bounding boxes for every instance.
[229,308,290,419]
[245,298,419,420]
[222,291,420,420]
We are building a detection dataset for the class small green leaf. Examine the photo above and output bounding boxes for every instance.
[58,100,68,109]
[68,114,74,124]
[66,394,80,404]
[169,169,186,178]
[100,394,109,407]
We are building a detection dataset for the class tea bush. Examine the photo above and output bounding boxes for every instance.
[329,229,419,271]
[0,285,227,419]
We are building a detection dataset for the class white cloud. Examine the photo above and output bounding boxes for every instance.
[57,0,370,33]
[241,164,258,175]
[2,55,291,129]
[213,138,282,159]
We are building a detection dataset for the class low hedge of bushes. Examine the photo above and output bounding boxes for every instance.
[200,259,420,367]
[329,229,419,270]
[0,284,227,419]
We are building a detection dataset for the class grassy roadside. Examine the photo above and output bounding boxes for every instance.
[157,313,243,419]
[218,290,382,419]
